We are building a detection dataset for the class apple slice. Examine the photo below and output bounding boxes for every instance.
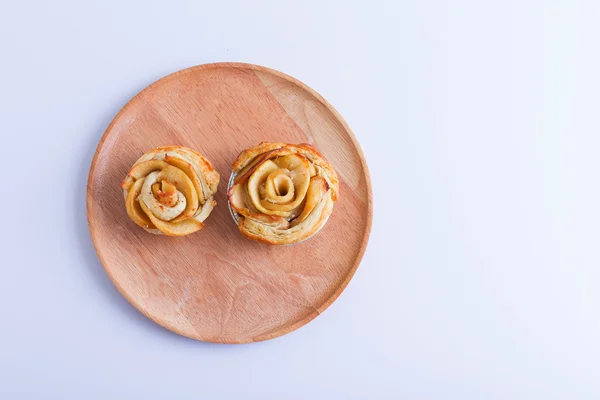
[121,160,170,191]
[164,154,206,205]
[157,165,198,222]
[291,176,329,226]
[139,199,204,236]
[228,183,289,229]
[125,179,155,229]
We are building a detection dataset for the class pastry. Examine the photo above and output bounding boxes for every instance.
[227,142,339,245]
[121,146,219,236]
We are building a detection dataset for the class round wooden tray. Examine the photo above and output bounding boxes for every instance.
[87,63,372,343]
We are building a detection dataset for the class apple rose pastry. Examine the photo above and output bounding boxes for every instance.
[228,142,339,245]
[121,146,219,236]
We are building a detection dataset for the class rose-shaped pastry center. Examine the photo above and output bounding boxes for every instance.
[245,155,312,218]
[265,170,294,203]
[140,171,187,221]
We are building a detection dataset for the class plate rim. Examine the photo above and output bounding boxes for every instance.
[86,62,373,343]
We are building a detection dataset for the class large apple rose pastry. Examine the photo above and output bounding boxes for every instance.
[121,146,219,236]
[228,142,339,245]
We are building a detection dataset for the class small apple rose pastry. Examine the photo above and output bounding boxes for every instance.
[227,142,339,245]
[121,146,219,236]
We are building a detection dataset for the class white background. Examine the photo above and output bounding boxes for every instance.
[1,0,599,398]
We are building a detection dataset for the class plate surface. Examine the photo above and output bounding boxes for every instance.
[87,63,372,343]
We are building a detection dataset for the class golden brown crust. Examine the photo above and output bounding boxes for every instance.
[122,146,220,236]
[228,142,338,245]
[232,142,285,171]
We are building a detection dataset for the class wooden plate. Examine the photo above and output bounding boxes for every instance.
[87,63,372,343]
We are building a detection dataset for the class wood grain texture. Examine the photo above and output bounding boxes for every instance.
[87,63,372,343]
